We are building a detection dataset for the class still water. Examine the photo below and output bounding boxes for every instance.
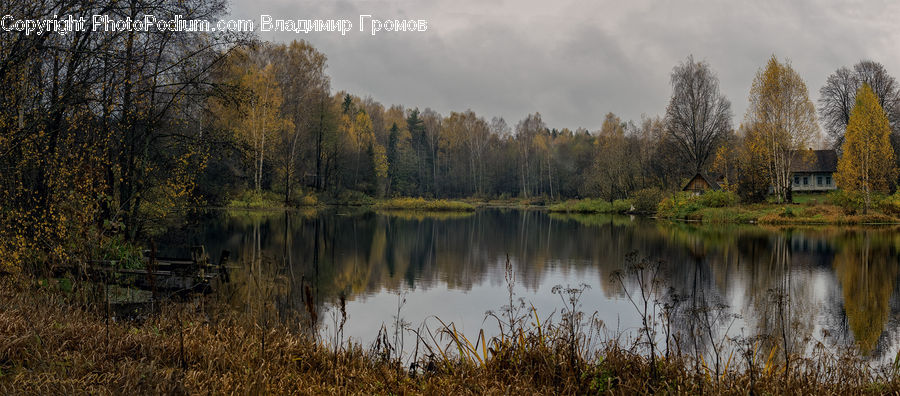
[158,208,900,361]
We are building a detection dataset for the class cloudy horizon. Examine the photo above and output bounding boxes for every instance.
[228,0,900,134]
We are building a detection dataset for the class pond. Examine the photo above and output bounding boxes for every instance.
[155,208,900,363]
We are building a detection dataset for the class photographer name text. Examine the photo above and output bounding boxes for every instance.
[1,14,428,36]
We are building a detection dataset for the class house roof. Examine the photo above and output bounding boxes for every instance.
[790,149,837,173]
[682,173,721,191]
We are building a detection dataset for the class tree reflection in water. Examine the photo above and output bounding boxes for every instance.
[154,209,900,361]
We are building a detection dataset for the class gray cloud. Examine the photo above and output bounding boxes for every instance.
[228,0,900,132]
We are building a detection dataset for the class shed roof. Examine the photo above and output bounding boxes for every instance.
[682,173,721,191]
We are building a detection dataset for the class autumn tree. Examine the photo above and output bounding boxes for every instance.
[832,235,897,354]
[421,108,443,195]
[819,60,900,149]
[835,84,897,213]
[404,109,427,195]
[212,58,293,194]
[351,111,375,188]
[710,129,739,190]
[268,40,330,201]
[745,56,820,203]
[664,56,733,173]
[515,113,545,197]
[735,123,773,202]
[582,113,645,200]
[1,0,245,271]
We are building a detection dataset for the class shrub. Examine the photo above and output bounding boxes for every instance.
[879,193,900,215]
[781,206,795,218]
[612,199,633,213]
[373,197,475,211]
[698,190,739,208]
[632,188,664,213]
[299,194,318,207]
[657,190,738,218]
[656,192,702,218]
[96,234,144,269]
[332,190,375,206]
[829,190,865,214]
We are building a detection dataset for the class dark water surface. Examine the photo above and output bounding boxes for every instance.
[157,208,900,361]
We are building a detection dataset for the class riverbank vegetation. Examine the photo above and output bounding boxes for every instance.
[548,198,633,214]
[3,264,899,395]
[373,197,475,211]
[4,0,900,276]
[655,191,900,224]
[4,0,900,393]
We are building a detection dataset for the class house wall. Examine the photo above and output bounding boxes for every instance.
[685,177,710,192]
[792,172,836,191]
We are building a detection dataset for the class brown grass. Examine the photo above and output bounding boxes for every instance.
[1,276,899,395]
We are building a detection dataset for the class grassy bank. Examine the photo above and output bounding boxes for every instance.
[547,198,633,214]
[373,197,475,211]
[227,190,289,209]
[657,191,900,225]
[3,276,898,394]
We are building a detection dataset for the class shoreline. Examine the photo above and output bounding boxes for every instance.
[216,196,900,226]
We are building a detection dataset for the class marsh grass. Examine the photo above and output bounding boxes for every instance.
[548,198,633,214]
[3,259,900,394]
[373,198,475,211]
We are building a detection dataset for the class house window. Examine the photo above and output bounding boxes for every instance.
[794,176,800,185]
[817,176,823,185]
[803,177,808,185]
[826,176,832,185]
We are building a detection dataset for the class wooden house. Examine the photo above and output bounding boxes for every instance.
[682,173,721,195]
[789,149,837,192]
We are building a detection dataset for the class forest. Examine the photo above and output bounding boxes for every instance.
[8,1,900,394]
[2,0,900,274]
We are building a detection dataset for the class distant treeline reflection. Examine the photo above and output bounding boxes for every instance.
[156,209,900,360]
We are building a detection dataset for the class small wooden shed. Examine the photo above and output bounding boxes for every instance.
[682,173,721,195]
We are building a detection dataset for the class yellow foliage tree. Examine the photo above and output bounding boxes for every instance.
[833,235,897,355]
[243,64,293,192]
[351,111,375,187]
[835,83,897,213]
[745,56,820,203]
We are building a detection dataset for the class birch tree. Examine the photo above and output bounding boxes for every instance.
[745,56,820,203]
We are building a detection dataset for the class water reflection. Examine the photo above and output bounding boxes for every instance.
[157,209,900,361]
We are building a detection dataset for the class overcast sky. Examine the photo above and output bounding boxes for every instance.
[228,0,900,132]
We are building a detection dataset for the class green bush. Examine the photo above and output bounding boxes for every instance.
[632,188,664,213]
[657,190,738,218]
[781,206,795,218]
[656,192,701,218]
[879,193,900,215]
[228,190,283,209]
[332,190,375,206]
[97,235,144,269]
[612,199,633,213]
[829,190,865,214]
[698,190,739,208]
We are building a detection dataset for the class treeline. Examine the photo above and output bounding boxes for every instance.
[205,50,900,209]
[3,0,900,272]
[206,46,692,203]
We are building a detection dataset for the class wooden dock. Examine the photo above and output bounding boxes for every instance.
[54,246,230,293]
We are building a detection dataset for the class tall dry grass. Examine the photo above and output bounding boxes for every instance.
[1,273,899,395]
